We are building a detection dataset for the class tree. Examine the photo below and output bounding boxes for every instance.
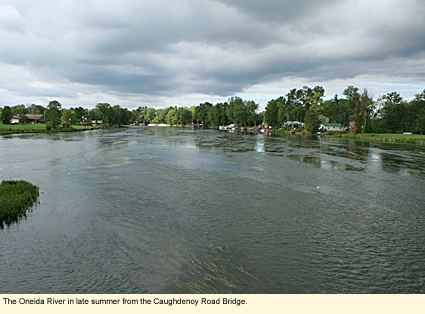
[304,109,320,133]
[11,104,28,115]
[245,100,258,126]
[379,92,406,133]
[343,86,360,103]
[197,102,213,127]
[73,107,88,124]
[46,100,62,129]
[178,107,192,125]
[1,106,13,124]
[277,102,286,127]
[165,107,179,125]
[207,106,219,127]
[323,95,351,127]
[29,104,45,115]
[61,109,73,127]
[411,90,425,134]
[214,102,229,126]
[358,89,374,133]
[264,98,280,127]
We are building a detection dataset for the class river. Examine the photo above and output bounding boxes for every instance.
[0,127,424,293]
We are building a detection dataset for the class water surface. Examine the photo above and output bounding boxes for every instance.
[0,127,424,293]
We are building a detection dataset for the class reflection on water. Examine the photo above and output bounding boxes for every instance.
[0,127,425,293]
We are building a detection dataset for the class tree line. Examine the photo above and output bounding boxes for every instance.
[263,86,425,134]
[1,87,425,134]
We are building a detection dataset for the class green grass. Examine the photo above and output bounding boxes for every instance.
[271,128,310,137]
[0,180,39,227]
[0,123,99,135]
[326,133,425,145]
[270,128,425,145]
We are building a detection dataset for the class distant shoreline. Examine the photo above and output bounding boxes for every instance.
[239,127,425,146]
[2,123,425,146]
[320,132,425,145]
[0,123,101,136]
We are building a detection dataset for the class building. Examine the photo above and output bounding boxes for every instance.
[284,121,304,127]
[319,123,345,132]
[10,116,21,124]
[25,114,44,123]
[10,114,44,124]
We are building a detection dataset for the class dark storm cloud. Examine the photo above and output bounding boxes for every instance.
[215,0,336,22]
[0,0,424,105]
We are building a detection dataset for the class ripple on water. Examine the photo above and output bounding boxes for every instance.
[0,128,425,293]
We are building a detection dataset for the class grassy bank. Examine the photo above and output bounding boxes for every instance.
[270,128,425,145]
[0,123,99,135]
[0,180,39,227]
[271,128,311,137]
[324,133,425,145]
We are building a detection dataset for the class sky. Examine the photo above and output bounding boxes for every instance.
[0,0,424,109]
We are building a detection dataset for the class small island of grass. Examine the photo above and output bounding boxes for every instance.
[0,180,39,227]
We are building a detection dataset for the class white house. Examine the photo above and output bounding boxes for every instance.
[10,117,20,124]
[284,121,304,127]
[319,123,345,132]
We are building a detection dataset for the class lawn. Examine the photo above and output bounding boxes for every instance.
[330,133,425,144]
[0,123,99,135]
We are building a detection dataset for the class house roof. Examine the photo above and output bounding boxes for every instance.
[324,123,343,127]
[26,114,43,120]
[11,114,43,120]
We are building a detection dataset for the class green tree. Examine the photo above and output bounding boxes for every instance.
[323,95,351,127]
[178,107,192,125]
[73,107,88,124]
[1,106,13,124]
[245,100,258,127]
[411,90,425,134]
[96,103,114,125]
[379,92,406,133]
[11,104,28,115]
[358,89,374,133]
[304,109,320,133]
[197,102,213,128]
[214,102,229,126]
[264,98,280,127]
[29,104,45,115]
[207,106,219,127]
[46,100,62,129]
[165,107,179,125]
[61,109,73,127]
[277,101,286,127]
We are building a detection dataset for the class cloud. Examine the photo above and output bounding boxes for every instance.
[0,5,26,33]
[0,0,424,108]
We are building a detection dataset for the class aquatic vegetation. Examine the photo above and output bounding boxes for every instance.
[0,180,39,227]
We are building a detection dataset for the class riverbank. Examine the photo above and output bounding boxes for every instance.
[0,123,100,135]
[323,133,425,145]
[0,180,39,227]
[270,127,425,145]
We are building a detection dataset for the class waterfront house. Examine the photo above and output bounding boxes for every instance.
[284,121,304,127]
[319,123,345,132]
[10,114,44,124]
[10,116,20,124]
[25,114,44,123]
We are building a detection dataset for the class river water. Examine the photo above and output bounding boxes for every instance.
[0,127,424,293]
